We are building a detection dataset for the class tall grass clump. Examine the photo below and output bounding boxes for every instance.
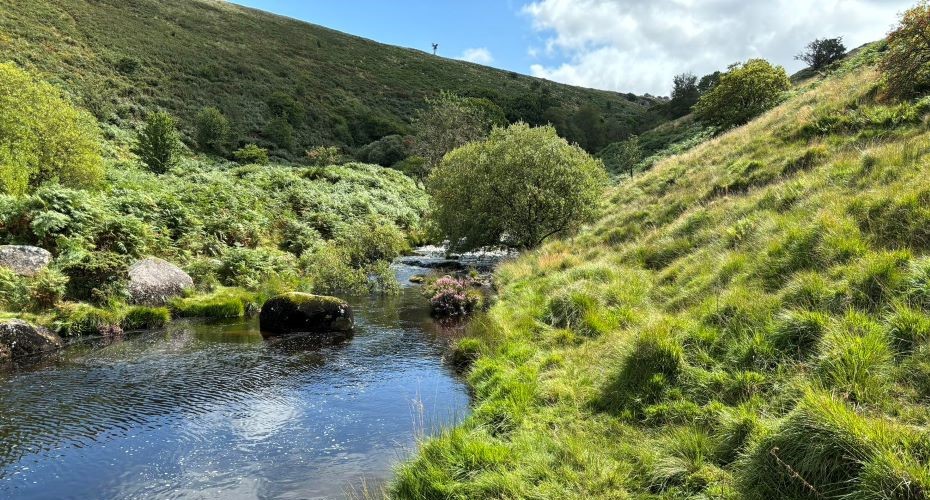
[817,311,892,405]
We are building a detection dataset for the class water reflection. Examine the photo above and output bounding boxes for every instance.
[0,264,469,499]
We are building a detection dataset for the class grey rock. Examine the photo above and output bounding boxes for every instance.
[128,257,193,305]
[0,245,52,276]
[259,292,354,337]
[0,320,63,361]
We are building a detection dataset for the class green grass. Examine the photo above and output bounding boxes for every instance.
[395,48,930,498]
[0,0,661,157]
[169,288,254,319]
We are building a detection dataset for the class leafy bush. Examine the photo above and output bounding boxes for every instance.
[357,134,410,167]
[217,247,296,290]
[882,2,930,99]
[27,268,68,309]
[0,267,28,311]
[305,145,343,166]
[135,111,182,174]
[232,143,269,165]
[194,106,230,152]
[337,217,408,267]
[61,252,130,305]
[299,244,369,295]
[121,306,170,330]
[429,123,608,251]
[693,59,791,129]
[0,62,103,195]
[426,275,483,318]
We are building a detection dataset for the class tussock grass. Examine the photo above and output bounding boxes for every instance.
[394,48,930,498]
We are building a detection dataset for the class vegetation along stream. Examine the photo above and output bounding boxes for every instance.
[0,263,470,499]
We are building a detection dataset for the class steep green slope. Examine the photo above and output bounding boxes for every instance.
[0,0,659,157]
[395,45,930,498]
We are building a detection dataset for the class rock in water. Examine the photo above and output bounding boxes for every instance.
[0,320,63,361]
[0,245,52,276]
[259,292,354,337]
[127,257,193,305]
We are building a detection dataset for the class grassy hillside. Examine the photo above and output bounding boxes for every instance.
[394,44,930,498]
[0,0,659,157]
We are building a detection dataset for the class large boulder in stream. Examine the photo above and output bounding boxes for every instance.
[259,292,354,337]
[127,257,193,305]
[0,320,63,362]
[0,245,52,277]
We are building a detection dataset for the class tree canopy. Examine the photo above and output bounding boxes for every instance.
[882,1,930,99]
[428,123,608,251]
[796,37,846,71]
[0,63,103,195]
[693,59,791,129]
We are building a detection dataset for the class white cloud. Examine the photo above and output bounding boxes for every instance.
[459,47,495,65]
[523,0,912,95]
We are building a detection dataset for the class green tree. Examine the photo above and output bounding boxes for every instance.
[796,37,846,71]
[194,106,230,152]
[411,92,506,178]
[598,135,642,178]
[882,2,930,99]
[697,71,722,94]
[0,62,103,195]
[266,116,294,150]
[428,123,608,251]
[134,111,182,174]
[693,59,791,129]
[669,72,700,118]
[571,104,607,152]
[233,143,269,165]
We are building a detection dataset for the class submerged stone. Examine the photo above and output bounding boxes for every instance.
[259,292,354,337]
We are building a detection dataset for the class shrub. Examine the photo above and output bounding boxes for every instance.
[57,304,122,337]
[61,252,130,305]
[134,111,182,174]
[598,135,642,177]
[217,247,296,290]
[27,268,68,309]
[194,106,230,152]
[0,62,103,195]
[817,311,892,404]
[429,123,608,251]
[598,322,684,417]
[693,59,791,129]
[882,2,930,99]
[357,134,410,167]
[0,267,28,311]
[304,145,343,166]
[121,306,170,330]
[796,37,846,71]
[266,116,294,150]
[337,218,408,267]
[427,276,483,318]
[232,143,269,165]
[299,244,369,295]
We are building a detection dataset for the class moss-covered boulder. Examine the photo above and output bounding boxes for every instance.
[0,319,63,362]
[259,292,354,337]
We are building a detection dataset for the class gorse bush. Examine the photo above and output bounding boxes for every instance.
[429,123,608,251]
[0,63,103,195]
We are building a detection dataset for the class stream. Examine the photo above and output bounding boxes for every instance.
[0,263,470,499]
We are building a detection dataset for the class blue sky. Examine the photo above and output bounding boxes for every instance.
[230,1,912,96]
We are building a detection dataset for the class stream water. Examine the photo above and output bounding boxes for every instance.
[0,264,470,499]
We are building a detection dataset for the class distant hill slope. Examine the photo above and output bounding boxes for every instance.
[0,0,661,156]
